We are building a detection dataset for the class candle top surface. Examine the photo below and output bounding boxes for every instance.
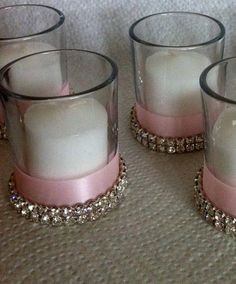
[146,51,211,75]
[24,98,108,138]
[0,41,56,69]
[144,51,214,116]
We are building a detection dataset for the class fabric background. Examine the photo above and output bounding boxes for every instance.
[1,0,236,283]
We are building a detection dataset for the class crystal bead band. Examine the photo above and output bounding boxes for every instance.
[130,106,204,153]
[8,156,128,226]
[0,123,7,140]
[194,168,236,236]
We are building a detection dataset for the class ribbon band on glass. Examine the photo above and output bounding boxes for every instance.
[130,106,204,153]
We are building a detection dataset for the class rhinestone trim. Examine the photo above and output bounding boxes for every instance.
[8,156,128,226]
[194,168,236,236]
[0,123,7,140]
[130,106,204,153]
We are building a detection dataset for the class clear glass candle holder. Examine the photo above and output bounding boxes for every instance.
[196,57,236,221]
[0,4,65,139]
[0,49,127,225]
[129,12,225,153]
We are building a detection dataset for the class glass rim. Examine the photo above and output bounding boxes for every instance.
[129,11,225,48]
[0,49,118,101]
[0,4,65,41]
[200,56,236,105]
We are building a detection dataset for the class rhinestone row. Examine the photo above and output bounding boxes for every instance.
[8,156,128,226]
[194,168,236,236]
[130,107,204,153]
[0,123,7,140]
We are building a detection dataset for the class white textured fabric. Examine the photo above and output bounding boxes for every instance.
[1,1,236,283]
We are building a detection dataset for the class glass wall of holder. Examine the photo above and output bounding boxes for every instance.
[195,57,236,233]
[129,12,225,153]
[0,50,127,225]
[0,4,65,139]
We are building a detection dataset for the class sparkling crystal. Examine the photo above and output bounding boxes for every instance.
[176,145,185,153]
[30,211,39,222]
[117,184,125,194]
[10,194,18,203]
[205,214,213,223]
[166,139,175,147]
[141,131,148,139]
[186,144,195,152]
[214,210,222,221]
[62,208,70,217]
[14,201,23,211]
[52,216,62,225]
[130,122,135,130]
[131,124,139,136]
[8,180,15,189]
[28,204,34,211]
[195,135,204,143]
[207,205,215,217]
[109,199,117,208]
[136,133,142,143]
[21,207,29,216]
[186,137,194,144]
[148,134,156,144]
[142,137,148,147]
[41,214,50,224]
[199,199,206,211]
[195,142,204,151]
[81,207,89,216]
[101,196,109,205]
[194,187,199,196]
[167,146,176,154]
[214,221,224,231]
[176,138,185,146]
[130,114,135,122]
[158,145,166,152]
[130,119,136,128]
[86,206,93,214]
[77,215,86,224]
[225,218,236,234]
[49,208,60,217]
[75,207,82,217]
[156,137,165,145]
[149,142,157,151]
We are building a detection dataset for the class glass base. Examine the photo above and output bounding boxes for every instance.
[130,106,204,153]
[8,156,128,226]
[194,168,236,236]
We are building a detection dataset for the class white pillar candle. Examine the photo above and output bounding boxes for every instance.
[211,107,236,184]
[24,97,108,179]
[144,51,215,116]
[0,41,62,123]
[1,42,63,170]
[0,42,63,97]
[5,103,25,169]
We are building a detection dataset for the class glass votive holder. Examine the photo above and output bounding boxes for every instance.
[195,57,236,235]
[0,4,65,139]
[0,49,127,225]
[129,12,225,153]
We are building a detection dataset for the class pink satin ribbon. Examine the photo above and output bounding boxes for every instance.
[14,153,119,206]
[136,103,203,137]
[203,166,236,217]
